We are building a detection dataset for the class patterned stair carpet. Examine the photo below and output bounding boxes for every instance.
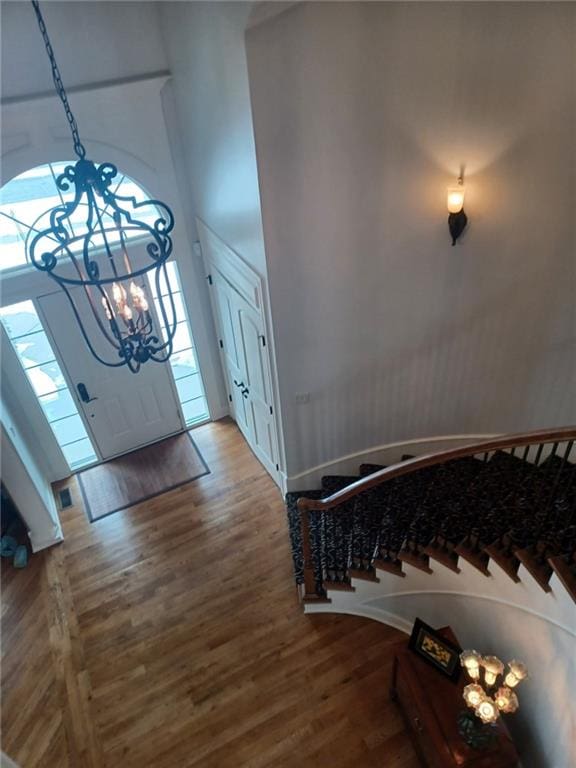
[286,450,576,595]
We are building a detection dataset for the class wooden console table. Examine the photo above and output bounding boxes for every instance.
[390,627,519,768]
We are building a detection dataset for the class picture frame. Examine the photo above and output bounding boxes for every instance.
[408,618,462,682]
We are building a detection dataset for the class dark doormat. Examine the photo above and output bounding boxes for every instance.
[77,431,210,522]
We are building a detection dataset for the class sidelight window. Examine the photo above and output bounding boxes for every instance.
[148,262,209,426]
[0,300,97,469]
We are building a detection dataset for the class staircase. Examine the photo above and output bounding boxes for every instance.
[286,427,576,605]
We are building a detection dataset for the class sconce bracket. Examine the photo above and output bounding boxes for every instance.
[448,210,468,246]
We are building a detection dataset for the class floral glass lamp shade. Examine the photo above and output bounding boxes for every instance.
[460,650,482,681]
[482,656,505,687]
[505,660,528,688]
[457,650,528,750]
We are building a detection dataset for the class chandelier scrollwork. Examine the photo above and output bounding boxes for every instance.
[28,0,178,373]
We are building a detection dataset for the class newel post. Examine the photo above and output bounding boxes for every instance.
[297,498,322,601]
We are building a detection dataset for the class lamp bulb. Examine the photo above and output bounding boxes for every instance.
[447,185,465,214]
[475,698,499,724]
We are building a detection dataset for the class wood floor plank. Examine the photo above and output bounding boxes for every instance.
[1,419,418,767]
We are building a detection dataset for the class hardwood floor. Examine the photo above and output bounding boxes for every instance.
[1,419,419,768]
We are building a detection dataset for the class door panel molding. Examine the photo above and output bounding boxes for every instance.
[198,221,264,313]
[199,220,282,486]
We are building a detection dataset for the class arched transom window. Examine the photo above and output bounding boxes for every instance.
[0,161,159,273]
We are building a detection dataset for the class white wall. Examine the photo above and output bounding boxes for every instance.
[158,1,267,276]
[1,408,63,552]
[246,2,576,477]
[0,1,168,100]
[159,2,288,473]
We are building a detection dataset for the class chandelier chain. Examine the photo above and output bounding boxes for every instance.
[31,0,86,159]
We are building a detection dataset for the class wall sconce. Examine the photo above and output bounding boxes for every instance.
[447,176,468,246]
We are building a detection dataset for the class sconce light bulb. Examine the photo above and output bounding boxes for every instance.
[447,185,465,214]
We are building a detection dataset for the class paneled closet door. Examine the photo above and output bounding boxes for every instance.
[213,275,252,441]
[234,298,280,478]
[212,274,279,480]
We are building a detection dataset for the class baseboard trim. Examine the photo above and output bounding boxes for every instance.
[29,530,64,553]
[305,600,413,635]
[286,433,498,491]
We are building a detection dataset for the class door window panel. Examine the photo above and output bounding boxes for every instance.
[15,331,57,369]
[51,414,89,446]
[170,348,197,380]
[38,389,77,422]
[172,322,193,354]
[27,362,67,398]
[181,397,209,425]
[147,262,209,427]
[175,373,204,404]
[0,301,97,470]
[61,438,97,469]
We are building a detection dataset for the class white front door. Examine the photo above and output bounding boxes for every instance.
[38,289,183,460]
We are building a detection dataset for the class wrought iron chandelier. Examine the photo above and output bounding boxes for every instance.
[28,0,177,373]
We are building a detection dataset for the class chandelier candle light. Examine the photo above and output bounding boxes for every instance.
[28,0,177,373]
[458,649,527,749]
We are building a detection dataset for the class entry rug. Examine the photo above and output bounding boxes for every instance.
[77,431,210,522]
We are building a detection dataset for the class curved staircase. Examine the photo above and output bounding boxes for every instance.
[286,427,576,606]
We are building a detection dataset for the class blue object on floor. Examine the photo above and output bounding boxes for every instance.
[13,545,28,569]
[0,535,17,558]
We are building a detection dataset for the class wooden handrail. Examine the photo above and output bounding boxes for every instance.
[297,426,576,515]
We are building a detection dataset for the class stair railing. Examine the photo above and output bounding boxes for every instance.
[297,426,576,602]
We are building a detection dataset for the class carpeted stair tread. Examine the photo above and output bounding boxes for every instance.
[497,459,576,552]
[376,464,445,561]
[407,457,485,548]
[437,451,538,548]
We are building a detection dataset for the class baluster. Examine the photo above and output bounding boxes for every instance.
[534,443,544,466]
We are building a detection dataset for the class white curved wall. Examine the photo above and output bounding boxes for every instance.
[246,1,576,477]
[306,559,576,768]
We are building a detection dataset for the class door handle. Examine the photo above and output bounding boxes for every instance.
[77,382,97,404]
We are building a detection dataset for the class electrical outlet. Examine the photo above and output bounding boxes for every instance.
[295,392,310,404]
